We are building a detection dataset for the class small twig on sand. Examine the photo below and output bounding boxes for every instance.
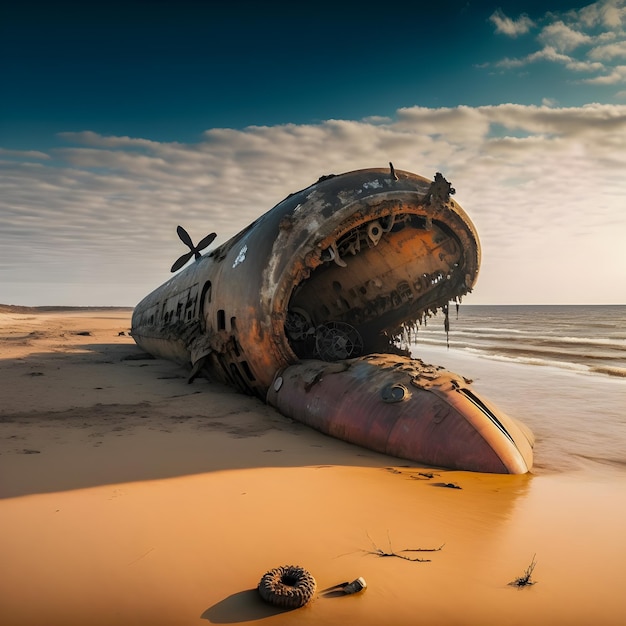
[509,555,538,587]
[364,531,444,562]
[411,472,440,480]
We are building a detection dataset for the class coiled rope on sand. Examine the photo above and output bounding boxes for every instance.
[257,565,316,609]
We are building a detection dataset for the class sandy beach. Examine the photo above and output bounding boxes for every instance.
[1,308,625,626]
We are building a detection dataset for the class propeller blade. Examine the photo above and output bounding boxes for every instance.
[176,225,194,249]
[195,232,217,252]
[170,251,194,273]
[172,227,216,269]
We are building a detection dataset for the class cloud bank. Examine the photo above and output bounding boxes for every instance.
[1,103,625,305]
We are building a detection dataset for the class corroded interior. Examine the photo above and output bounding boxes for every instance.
[286,212,465,360]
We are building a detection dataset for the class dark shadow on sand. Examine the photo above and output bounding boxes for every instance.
[0,337,414,499]
[201,589,294,623]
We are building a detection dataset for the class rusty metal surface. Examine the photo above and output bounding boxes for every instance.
[267,355,533,474]
[131,166,533,473]
[132,167,479,395]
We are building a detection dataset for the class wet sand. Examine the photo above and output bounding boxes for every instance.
[1,308,625,625]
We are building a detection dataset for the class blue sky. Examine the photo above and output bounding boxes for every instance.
[1,0,626,305]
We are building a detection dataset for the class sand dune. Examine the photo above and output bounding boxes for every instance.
[1,309,625,625]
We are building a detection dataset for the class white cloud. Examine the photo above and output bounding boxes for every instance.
[57,131,164,150]
[575,0,626,30]
[1,104,625,306]
[361,115,393,124]
[589,39,626,59]
[489,9,535,37]
[565,58,606,72]
[495,46,575,69]
[538,20,593,52]
[580,63,626,82]
[487,2,626,84]
[0,148,50,160]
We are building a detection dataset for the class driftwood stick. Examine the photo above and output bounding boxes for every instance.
[364,531,444,562]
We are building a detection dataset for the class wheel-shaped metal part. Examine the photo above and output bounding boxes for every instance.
[285,308,314,341]
[315,321,363,361]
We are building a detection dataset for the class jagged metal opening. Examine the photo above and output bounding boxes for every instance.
[285,213,465,361]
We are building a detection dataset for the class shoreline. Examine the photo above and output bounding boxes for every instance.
[0,304,134,314]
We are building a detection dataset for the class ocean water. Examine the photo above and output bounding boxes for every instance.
[408,305,626,475]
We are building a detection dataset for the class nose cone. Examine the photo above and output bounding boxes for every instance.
[441,386,533,474]
[267,355,533,474]
[387,381,533,474]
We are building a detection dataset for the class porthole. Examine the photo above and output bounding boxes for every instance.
[381,383,411,403]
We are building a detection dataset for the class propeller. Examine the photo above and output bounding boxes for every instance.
[170,225,217,272]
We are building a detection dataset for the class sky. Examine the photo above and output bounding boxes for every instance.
[1,0,625,306]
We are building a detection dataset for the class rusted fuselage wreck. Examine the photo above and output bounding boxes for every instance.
[132,167,534,473]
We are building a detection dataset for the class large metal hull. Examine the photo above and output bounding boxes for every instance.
[131,167,534,473]
[267,355,534,474]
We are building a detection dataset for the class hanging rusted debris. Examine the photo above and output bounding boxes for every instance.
[131,166,534,474]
